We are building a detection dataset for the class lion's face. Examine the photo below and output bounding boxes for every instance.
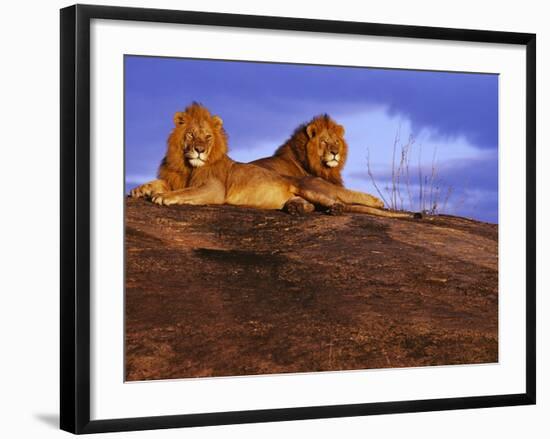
[305,119,347,171]
[181,126,216,168]
[316,131,345,169]
[171,106,226,168]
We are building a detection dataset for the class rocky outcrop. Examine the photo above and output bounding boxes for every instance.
[125,198,498,381]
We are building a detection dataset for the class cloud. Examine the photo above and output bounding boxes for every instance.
[125,56,498,151]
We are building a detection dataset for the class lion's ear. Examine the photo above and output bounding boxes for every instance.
[336,124,345,137]
[173,112,186,126]
[212,115,223,130]
[306,124,317,139]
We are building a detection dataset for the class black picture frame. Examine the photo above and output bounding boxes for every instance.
[60,4,536,434]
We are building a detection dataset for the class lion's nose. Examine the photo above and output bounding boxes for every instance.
[194,145,206,154]
[330,149,339,156]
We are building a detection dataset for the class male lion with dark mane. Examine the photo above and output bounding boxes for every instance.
[252,114,415,217]
[130,103,412,218]
[252,114,350,186]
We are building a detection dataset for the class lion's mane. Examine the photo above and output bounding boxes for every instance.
[269,115,348,186]
[157,102,229,191]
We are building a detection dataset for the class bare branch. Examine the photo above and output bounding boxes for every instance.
[396,137,407,211]
[428,146,438,214]
[366,130,454,216]
[390,127,401,210]
[366,146,389,207]
[405,135,415,211]
[418,143,423,212]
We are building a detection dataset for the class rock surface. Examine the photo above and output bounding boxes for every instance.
[125,198,498,381]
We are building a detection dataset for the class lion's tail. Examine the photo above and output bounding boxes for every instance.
[343,204,422,219]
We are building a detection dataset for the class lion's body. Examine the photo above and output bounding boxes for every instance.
[147,158,297,209]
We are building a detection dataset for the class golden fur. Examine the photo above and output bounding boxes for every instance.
[130,103,415,219]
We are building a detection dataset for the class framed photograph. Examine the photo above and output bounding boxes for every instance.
[60,4,536,434]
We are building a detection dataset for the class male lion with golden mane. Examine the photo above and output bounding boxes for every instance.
[252,115,416,217]
[130,103,413,218]
[130,103,314,213]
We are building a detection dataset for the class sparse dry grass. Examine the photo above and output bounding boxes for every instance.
[367,131,455,215]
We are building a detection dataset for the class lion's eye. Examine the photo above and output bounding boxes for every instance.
[205,134,212,141]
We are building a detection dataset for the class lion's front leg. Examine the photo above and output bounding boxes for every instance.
[302,177,384,208]
[295,177,340,209]
[151,181,225,206]
[129,179,170,199]
[338,189,384,208]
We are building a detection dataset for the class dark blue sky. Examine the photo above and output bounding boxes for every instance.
[125,55,498,222]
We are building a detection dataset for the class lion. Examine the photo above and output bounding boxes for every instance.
[130,103,414,219]
[130,103,316,213]
[252,115,416,217]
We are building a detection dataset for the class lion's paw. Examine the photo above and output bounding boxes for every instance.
[327,202,345,216]
[129,183,152,198]
[285,198,315,216]
[152,194,173,206]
